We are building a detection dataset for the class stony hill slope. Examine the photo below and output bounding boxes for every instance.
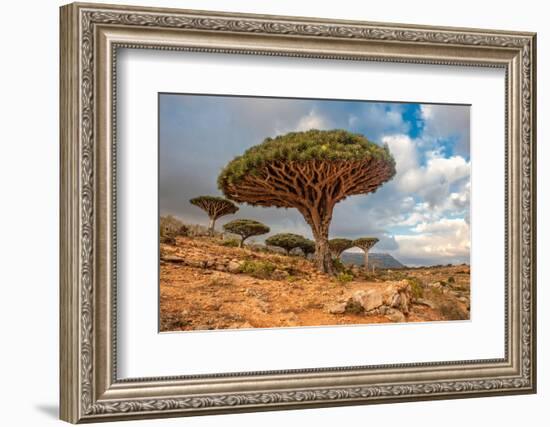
[160,236,470,332]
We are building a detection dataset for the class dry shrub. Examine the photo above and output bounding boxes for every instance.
[407,277,424,299]
[336,272,353,284]
[239,260,276,279]
[438,301,467,320]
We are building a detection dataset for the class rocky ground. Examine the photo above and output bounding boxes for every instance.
[160,236,470,332]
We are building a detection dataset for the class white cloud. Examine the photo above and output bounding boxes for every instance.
[420,104,470,156]
[382,134,470,209]
[377,131,471,265]
[295,110,330,131]
[400,154,470,207]
[381,134,417,175]
[393,218,470,265]
[273,109,332,135]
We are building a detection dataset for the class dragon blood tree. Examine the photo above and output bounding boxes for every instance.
[218,129,395,274]
[298,238,316,258]
[265,233,306,255]
[189,195,238,235]
[353,237,379,270]
[222,219,269,248]
[328,238,353,259]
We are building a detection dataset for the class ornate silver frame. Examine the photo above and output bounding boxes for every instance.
[60,2,537,423]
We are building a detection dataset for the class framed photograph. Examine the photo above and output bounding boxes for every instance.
[60,2,537,423]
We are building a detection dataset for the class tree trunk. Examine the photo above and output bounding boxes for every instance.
[364,250,369,271]
[314,235,334,275]
[299,202,336,275]
[239,236,245,248]
[208,217,216,235]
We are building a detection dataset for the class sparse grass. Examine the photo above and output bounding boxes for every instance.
[207,275,235,287]
[377,270,408,281]
[287,275,299,283]
[221,238,240,247]
[336,272,354,284]
[429,287,443,297]
[239,260,276,279]
[438,301,467,320]
[356,272,374,281]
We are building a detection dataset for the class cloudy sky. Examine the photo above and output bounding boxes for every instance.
[159,93,470,266]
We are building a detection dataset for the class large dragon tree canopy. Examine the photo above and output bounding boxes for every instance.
[218,129,395,274]
[218,129,395,207]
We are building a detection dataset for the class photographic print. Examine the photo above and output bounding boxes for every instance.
[159,94,471,332]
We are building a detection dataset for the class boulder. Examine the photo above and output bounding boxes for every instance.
[328,302,347,314]
[415,298,437,309]
[214,264,227,271]
[327,281,412,316]
[227,260,242,273]
[386,308,406,323]
[351,280,411,314]
[352,290,383,312]
[161,254,186,263]
[186,259,205,269]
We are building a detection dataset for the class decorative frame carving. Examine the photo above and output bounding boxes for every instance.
[60,2,536,423]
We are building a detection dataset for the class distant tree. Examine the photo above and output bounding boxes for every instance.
[177,224,189,236]
[298,238,316,258]
[218,129,395,274]
[353,237,379,270]
[328,238,353,259]
[265,233,307,255]
[223,219,269,248]
[189,195,238,235]
[160,215,186,244]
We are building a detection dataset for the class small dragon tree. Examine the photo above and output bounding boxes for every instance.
[298,238,316,258]
[223,219,269,248]
[265,233,307,255]
[353,237,379,271]
[189,195,238,235]
[218,129,395,274]
[328,238,353,259]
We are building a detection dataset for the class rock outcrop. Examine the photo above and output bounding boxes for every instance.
[327,280,412,321]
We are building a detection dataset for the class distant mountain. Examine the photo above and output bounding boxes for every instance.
[341,252,406,269]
